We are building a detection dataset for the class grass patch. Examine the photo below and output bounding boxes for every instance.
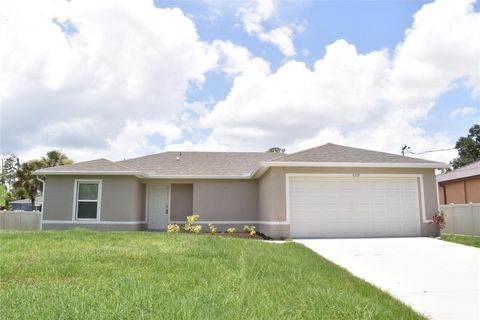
[0,229,423,319]
[442,234,480,248]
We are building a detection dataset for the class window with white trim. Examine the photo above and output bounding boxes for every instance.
[75,181,101,220]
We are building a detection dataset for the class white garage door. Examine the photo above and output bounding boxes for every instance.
[288,175,421,238]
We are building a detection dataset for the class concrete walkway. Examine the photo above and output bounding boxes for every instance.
[296,238,480,320]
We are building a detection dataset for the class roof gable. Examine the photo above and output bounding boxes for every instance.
[35,158,140,174]
[272,143,443,164]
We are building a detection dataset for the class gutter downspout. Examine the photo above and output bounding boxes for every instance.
[36,176,45,230]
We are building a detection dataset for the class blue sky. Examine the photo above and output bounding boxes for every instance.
[159,0,479,155]
[1,0,479,162]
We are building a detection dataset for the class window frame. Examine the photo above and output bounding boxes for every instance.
[72,179,102,222]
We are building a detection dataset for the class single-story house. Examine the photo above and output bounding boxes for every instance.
[437,160,480,204]
[10,196,43,211]
[34,143,449,238]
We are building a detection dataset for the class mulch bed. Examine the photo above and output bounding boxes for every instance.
[215,232,272,240]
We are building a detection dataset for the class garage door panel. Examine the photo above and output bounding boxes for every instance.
[289,176,421,238]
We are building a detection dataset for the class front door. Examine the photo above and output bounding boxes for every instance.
[147,184,169,230]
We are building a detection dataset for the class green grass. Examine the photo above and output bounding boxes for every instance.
[0,230,423,320]
[442,234,480,248]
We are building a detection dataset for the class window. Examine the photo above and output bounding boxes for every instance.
[75,180,101,220]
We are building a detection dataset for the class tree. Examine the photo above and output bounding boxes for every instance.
[41,150,74,167]
[10,150,74,207]
[13,159,45,209]
[266,147,285,153]
[1,155,19,188]
[451,124,480,169]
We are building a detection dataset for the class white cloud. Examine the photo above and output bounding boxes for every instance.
[0,0,216,160]
[209,40,270,76]
[195,0,480,163]
[237,0,297,56]
[449,106,477,119]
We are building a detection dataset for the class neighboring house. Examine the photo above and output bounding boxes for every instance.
[437,161,480,204]
[10,196,43,211]
[34,143,448,238]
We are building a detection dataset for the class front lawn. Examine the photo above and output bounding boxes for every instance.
[0,230,423,319]
[441,234,480,248]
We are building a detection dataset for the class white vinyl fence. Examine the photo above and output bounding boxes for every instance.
[440,203,480,236]
[0,211,42,230]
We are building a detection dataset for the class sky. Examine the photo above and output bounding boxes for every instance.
[0,0,479,164]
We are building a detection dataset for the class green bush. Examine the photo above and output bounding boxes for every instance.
[227,227,236,234]
[167,224,180,233]
[184,214,202,234]
[243,225,255,233]
[208,224,217,235]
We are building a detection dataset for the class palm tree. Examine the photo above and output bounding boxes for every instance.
[13,160,44,209]
[41,150,73,167]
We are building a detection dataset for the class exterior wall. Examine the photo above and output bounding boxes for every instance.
[443,180,466,204]
[439,177,480,204]
[43,175,145,229]
[143,179,259,223]
[258,167,439,238]
[170,184,193,221]
[466,179,480,203]
[193,180,258,221]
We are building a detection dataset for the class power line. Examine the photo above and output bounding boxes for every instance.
[401,145,455,155]
[407,147,455,155]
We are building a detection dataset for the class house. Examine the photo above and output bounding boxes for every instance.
[34,143,448,238]
[437,160,480,204]
[10,196,43,211]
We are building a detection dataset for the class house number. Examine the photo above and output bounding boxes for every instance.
[352,173,360,177]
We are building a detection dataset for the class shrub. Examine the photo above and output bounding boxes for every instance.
[208,224,217,235]
[167,224,180,233]
[244,225,255,233]
[184,214,202,234]
[432,211,446,229]
[227,227,236,234]
[250,229,257,238]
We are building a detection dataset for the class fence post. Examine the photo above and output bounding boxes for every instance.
[450,204,455,234]
[471,203,475,236]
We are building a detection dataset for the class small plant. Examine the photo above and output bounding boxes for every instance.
[244,225,256,237]
[208,224,217,235]
[227,227,236,234]
[432,211,446,229]
[244,225,255,233]
[167,224,180,233]
[184,214,202,234]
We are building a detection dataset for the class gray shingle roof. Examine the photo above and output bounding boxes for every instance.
[272,143,444,164]
[117,152,281,176]
[437,160,480,182]
[34,143,447,177]
[35,158,139,173]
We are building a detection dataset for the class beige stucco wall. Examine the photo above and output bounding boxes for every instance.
[258,167,440,238]
[43,175,144,224]
[142,179,259,222]
[170,184,193,221]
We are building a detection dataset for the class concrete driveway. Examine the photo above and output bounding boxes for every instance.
[296,238,480,320]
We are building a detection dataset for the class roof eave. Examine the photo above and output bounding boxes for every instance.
[252,161,449,178]
[144,174,253,179]
[33,171,145,178]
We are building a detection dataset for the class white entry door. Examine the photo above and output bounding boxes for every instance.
[147,185,169,230]
[288,175,422,238]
